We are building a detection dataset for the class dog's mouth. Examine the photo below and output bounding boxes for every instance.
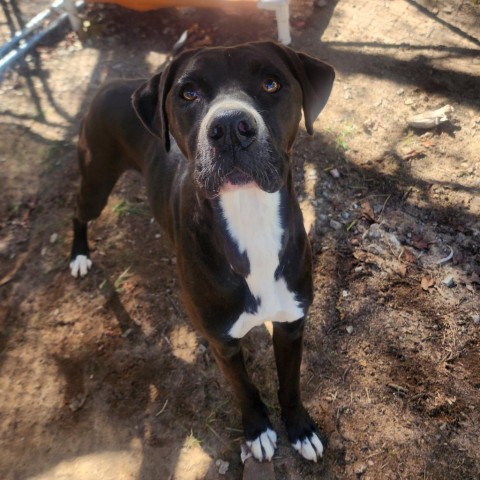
[194,142,285,198]
[222,168,255,189]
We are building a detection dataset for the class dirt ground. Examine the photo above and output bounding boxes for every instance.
[1,0,479,479]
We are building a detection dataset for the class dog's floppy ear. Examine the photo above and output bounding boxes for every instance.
[132,50,196,152]
[131,72,166,145]
[268,43,335,135]
[295,52,335,135]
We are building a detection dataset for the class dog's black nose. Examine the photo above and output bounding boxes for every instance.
[207,110,257,149]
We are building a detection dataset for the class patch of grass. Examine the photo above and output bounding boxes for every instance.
[400,128,416,147]
[328,121,356,152]
[184,430,202,449]
[114,267,132,293]
[112,200,148,219]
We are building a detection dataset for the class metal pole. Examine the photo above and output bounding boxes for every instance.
[0,0,84,79]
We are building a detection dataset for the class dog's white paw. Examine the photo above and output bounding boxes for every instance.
[246,428,277,462]
[70,255,92,278]
[292,432,324,462]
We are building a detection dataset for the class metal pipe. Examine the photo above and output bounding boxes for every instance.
[0,0,64,58]
[0,0,84,78]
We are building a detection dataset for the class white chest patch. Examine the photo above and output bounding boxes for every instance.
[219,186,304,338]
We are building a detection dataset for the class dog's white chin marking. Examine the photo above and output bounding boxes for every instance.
[246,428,277,462]
[70,255,92,278]
[220,186,304,339]
[292,433,324,462]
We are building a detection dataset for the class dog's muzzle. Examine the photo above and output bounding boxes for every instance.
[195,100,284,196]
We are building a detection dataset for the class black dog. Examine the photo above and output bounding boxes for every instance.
[70,42,334,462]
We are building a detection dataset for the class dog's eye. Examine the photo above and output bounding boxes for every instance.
[181,87,199,101]
[262,77,281,94]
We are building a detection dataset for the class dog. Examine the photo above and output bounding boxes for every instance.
[70,41,334,462]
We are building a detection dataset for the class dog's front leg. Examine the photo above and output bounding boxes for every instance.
[210,340,277,461]
[273,319,324,462]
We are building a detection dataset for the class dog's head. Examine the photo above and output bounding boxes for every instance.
[132,42,334,197]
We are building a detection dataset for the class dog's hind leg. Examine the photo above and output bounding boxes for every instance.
[70,138,130,278]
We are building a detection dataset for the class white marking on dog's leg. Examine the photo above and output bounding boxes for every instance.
[246,428,277,462]
[292,433,324,462]
[70,255,92,278]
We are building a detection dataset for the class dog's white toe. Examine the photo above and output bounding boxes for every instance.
[70,255,92,278]
[246,428,277,462]
[292,432,324,462]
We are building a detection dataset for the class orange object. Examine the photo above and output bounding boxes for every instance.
[85,0,292,44]
[85,0,258,12]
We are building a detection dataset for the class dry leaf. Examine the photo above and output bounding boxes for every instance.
[410,235,430,250]
[401,247,417,264]
[360,201,375,223]
[403,149,426,161]
[393,262,407,277]
[421,139,436,148]
[421,276,435,291]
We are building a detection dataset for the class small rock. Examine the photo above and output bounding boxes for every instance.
[196,344,207,355]
[373,204,383,215]
[443,5,453,13]
[41,247,47,256]
[346,325,354,335]
[472,314,480,325]
[216,459,229,475]
[50,233,58,244]
[341,211,351,220]
[354,266,363,273]
[354,462,367,475]
[441,275,456,288]
[388,233,402,250]
[368,223,382,239]
[330,168,341,178]
[330,219,343,230]
[321,190,332,200]
[121,328,134,338]
[397,88,405,96]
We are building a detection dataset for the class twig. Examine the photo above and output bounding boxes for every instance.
[155,399,169,416]
[377,194,391,221]
[166,292,183,319]
[0,251,28,287]
[401,186,413,202]
[436,245,453,265]
[387,383,409,395]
